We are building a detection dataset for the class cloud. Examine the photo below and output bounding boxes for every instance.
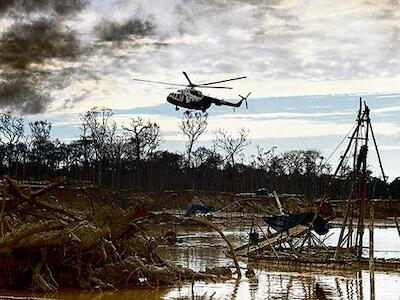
[0,18,90,114]
[374,105,400,114]
[2,0,400,114]
[122,0,400,81]
[0,78,51,114]
[0,18,83,69]
[0,0,89,16]
[0,0,93,114]
[95,18,156,42]
[219,111,354,121]
[108,110,400,141]
[0,1,162,114]
[380,145,400,151]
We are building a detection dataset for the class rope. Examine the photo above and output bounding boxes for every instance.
[320,122,357,169]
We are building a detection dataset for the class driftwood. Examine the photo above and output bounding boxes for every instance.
[191,216,242,278]
[0,177,227,291]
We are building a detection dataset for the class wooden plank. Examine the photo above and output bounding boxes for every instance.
[235,224,309,256]
[248,256,400,273]
[369,205,375,300]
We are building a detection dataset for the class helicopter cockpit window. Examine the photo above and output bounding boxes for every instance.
[191,90,202,97]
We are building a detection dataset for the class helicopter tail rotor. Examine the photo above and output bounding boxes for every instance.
[239,92,251,109]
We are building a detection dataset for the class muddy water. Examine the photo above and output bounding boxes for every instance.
[159,225,400,299]
[1,225,399,299]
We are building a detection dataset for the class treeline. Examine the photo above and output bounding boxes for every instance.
[0,108,398,198]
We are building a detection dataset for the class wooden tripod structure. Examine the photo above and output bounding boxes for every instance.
[333,98,400,260]
[234,98,400,273]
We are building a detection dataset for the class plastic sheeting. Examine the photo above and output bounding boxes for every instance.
[263,212,329,235]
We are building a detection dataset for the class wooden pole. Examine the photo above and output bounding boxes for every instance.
[312,107,366,234]
[273,191,298,256]
[334,201,351,259]
[191,216,242,278]
[357,104,370,259]
[369,121,400,238]
[369,205,375,300]
[334,101,364,258]
[324,106,366,199]
[255,217,280,259]
[273,191,284,215]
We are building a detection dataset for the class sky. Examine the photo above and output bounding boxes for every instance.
[0,0,399,179]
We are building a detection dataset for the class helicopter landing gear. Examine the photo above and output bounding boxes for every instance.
[175,106,179,111]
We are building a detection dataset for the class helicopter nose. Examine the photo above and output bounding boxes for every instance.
[167,94,173,103]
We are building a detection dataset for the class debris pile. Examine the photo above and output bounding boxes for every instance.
[0,177,227,292]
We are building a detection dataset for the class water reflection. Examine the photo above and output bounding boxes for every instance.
[0,225,399,299]
[162,271,399,300]
[161,225,400,300]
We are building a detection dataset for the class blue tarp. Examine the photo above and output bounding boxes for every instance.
[263,212,329,235]
[184,203,214,217]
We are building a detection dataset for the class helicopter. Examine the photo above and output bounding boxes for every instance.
[132,72,251,112]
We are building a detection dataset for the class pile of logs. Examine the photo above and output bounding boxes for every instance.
[0,177,227,292]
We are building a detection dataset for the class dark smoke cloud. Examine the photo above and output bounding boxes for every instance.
[0,0,158,114]
[95,19,156,42]
[0,78,51,114]
[0,0,91,114]
[0,14,91,114]
[0,0,89,16]
[0,18,83,70]
[0,18,88,114]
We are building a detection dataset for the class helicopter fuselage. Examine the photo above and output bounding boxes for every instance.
[167,88,212,112]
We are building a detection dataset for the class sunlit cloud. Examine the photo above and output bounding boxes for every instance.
[380,145,400,151]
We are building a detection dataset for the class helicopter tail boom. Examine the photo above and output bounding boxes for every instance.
[215,92,251,108]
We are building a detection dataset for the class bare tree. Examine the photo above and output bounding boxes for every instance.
[123,117,161,162]
[29,120,53,177]
[123,117,161,189]
[0,112,24,175]
[81,107,116,184]
[281,150,305,175]
[255,145,277,189]
[29,120,52,161]
[193,146,224,190]
[179,111,208,167]
[303,149,330,176]
[108,134,127,189]
[193,146,223,169]
[256,145,277,174]
[30,120,51,143]
[213,127,249,168]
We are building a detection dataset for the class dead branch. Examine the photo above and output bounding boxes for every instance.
[191,216,242,279]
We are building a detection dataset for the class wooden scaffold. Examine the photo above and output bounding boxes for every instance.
[234,98,400,272]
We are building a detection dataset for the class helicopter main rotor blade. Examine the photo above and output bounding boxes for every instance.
[132,78,188,87]
[196,86,232,89]
[198,76,247,86]
[182,71,194,87]
[166,86,232,89]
